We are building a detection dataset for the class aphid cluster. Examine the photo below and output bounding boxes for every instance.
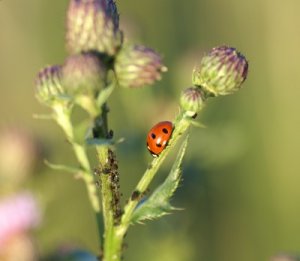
[107,149,122,223]
[94,149,122,223]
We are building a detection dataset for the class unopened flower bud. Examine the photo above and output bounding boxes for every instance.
[192,46,248,96]
[114,44,167,88]
[35,65,65,105]
[66,0,122,56]
[180,87,205,117]
[61,53,106,97]
[106,0,119,27]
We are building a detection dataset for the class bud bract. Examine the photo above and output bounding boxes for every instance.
[114,44,167,88]
[35,65,65,106]
[66,0,122,56]
[192,46,248,96]
[61,53,106,97]
[180,86,205,117]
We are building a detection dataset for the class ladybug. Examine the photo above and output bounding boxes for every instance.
[146,121,173,157]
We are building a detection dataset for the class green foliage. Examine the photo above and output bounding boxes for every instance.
[32,1,250,260]
[96,81,115,107]
[44,160,83,174]
[131,135,189,224]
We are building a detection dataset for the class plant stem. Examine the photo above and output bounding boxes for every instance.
[92,97,122,260]
[99,148,122,261]
[117,112,191,237]
[53,104,102,236]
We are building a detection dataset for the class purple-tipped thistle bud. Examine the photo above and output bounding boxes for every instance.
[192,46,249,96]
[61,53,106,97]
[35,65,65,106]
[180,87,205,117]
[114,44,167,88]
[106,0,119,27]
[66,0,122,56]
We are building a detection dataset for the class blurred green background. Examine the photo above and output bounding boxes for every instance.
[1,0,300,260]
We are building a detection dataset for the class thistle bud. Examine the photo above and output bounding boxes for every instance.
[192,46,248,96]
[66,0,122,56]
[35,65,65,105]
[114,44,167,88]
[61,53,106,97]
[180,87,205,117]
[106,0,119,27]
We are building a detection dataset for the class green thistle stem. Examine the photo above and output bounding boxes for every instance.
[75,95,101,117]
[98,146,122,261]
[115,111,192,241]
[53,104,101,233]
[96,146,123,261]
[97,147,113,239]
[92,94,122,260]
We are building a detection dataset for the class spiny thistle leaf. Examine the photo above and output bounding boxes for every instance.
[131,135,189,224]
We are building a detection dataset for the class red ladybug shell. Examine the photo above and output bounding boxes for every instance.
[146,121,173,157]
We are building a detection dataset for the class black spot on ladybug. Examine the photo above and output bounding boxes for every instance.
[162,128,168,134]
[151,133,156,139]
[131,190,141,200]
[156,143,162,148]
